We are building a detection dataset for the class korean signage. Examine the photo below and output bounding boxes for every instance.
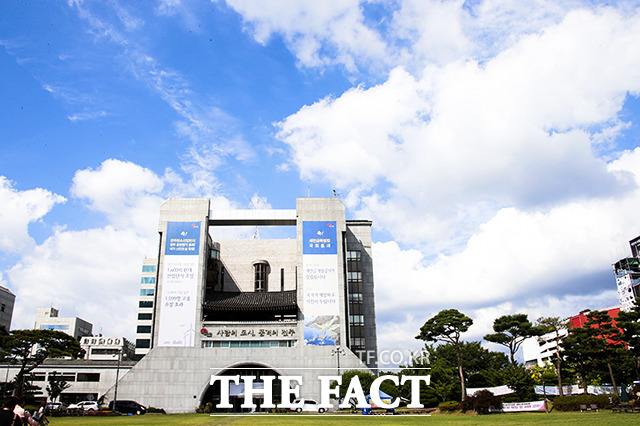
[158,222,200,347]
[302,221,340,346]
[201,326,296,339]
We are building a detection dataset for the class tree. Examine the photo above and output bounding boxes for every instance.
[415,342,508,402]
[416,309,473,400]
[536,316,569,396]
[502,363,536,402]
[617,301,640,377]
[561,325,600,394]
[1,329,83,396]
[584,310,625,396]
[46,371,71,402]
[484,314,545,365]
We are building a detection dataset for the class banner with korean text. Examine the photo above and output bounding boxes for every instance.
[303,221,340,345]
[158,221,200,347]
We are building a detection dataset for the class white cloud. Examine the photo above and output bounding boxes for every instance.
[71,159,164,242]
[0,177,66,254]
[7,226,147,336]
[221,0,389,73]
[278,8,640,253]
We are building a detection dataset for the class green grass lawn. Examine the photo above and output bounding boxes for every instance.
[47,411,640,425]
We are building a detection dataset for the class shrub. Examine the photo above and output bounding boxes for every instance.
[461,390,502,415]
[552,394,619,411]
[147,407,166,414]
[438,401,460,412]
[204,402,213,413]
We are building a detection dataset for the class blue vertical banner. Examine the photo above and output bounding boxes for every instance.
[158,221,201,347]
[303,221,340,346]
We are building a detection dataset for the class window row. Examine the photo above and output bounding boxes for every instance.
[350,337,365,348]
[140,289,155,296]
[142,265,157,272]
[39,325,69,331]
[26,372,99,382]
[349,315,364,326]
[141,277,156,284]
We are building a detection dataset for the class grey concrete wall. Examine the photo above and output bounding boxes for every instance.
[217,239,297,292]
[112,344,369,413]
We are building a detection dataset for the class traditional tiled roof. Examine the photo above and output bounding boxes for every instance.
[202,290,298,311]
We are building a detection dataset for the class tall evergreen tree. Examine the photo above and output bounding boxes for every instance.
[416,309,473,401]
[484,314,545,365]
[617,301,640,378]
[584,310,625,396]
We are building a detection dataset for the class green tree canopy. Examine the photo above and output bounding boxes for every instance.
[583,310,625,396]
[412,341,508,402]
[617,300,640,378]
[484,314,545,365]
[1,329,83,396]
[416,309,473,400]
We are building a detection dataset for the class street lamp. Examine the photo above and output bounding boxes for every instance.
[331,346,346,376]
[112,349,126,413]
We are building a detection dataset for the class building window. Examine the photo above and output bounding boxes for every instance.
[254,262,269,292]
[140,289,155,296]
[77,373,100,382]
[141,277,156,284]
[0,304,4,312]
[137,326,152,334]
[350,337,365,348]
[90,348,120,356]
[136,339,151,348]
[142,265,157,272]
[138,313,153,320]
[139,301,153,308]
[281,268,285,292]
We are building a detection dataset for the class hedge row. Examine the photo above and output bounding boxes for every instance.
[552,394,620,411]
[438,401,460,411]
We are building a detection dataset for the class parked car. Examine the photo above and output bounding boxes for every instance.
[45,402,67,412]
[67,401,99,411]
[291,398,326,413]
[108,400,147,415]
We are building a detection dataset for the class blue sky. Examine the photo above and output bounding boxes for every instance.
[2,0,640,360]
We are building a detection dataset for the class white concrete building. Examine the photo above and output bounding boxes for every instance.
[115,197,378,413]
[1,360,135,405]
[34,307,92,341]
[522,329,568,367]
[80,336,135,361]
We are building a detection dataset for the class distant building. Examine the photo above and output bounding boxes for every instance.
[522,306,622,367]
[522,328,568,367]
[0,286,15,331]
[135,258,157,359]
[80,336,135,361]
[34,307,92,341]
[614,235,640,311]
